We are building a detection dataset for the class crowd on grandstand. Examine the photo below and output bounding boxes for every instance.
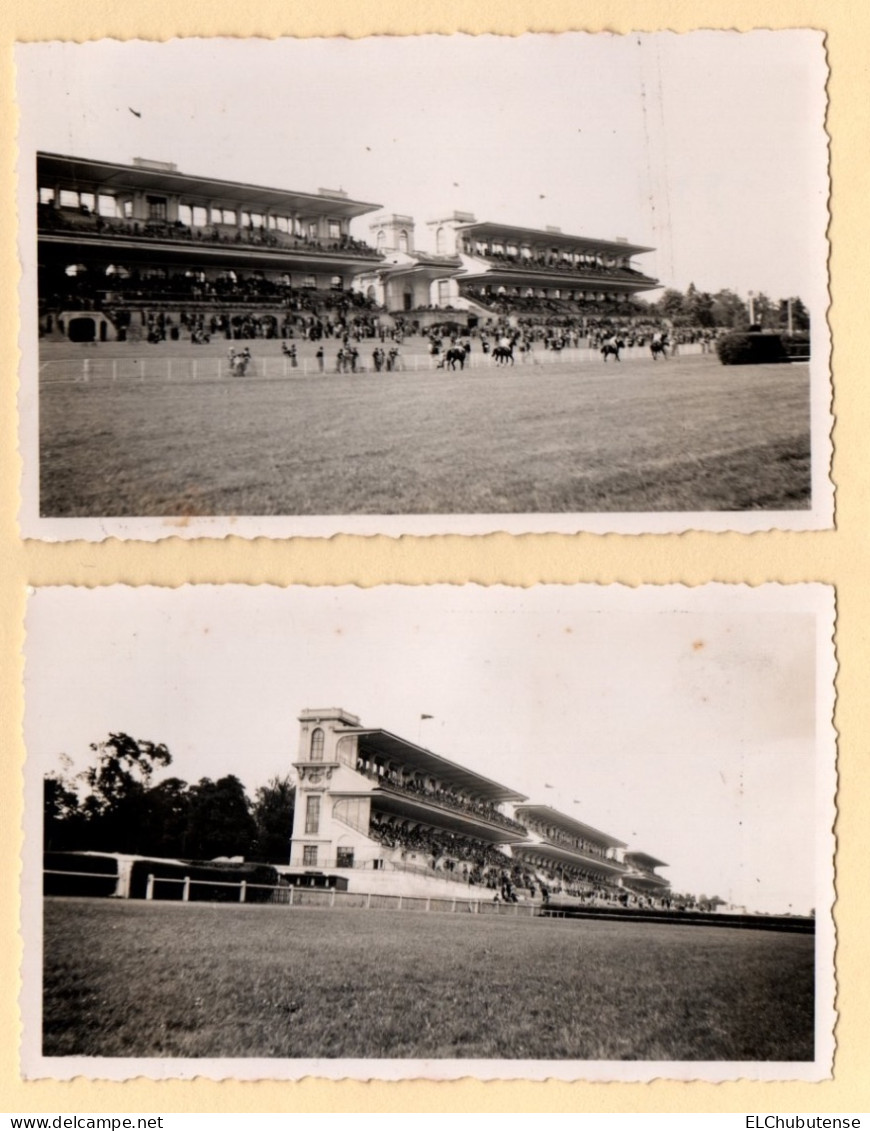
[357,760,527,834]
[38,202,376,257]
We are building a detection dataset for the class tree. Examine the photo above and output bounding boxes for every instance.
[78,733,173,852]
[251,776,296,863]
[141,776,192,858]
[777,296,810,334]
[184,775,257,860]
[684,282,715,327]
[43,758,84,851]
[751,291,775,330]
[710,289,748,329]
[657,288,686,320]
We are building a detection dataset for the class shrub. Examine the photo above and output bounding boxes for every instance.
[781,334,811,359]
[716,332,789,365]
[129,859,282,903]
[44,851,119,897]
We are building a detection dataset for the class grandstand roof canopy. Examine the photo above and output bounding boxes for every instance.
[343,728,528,804]
[514,804,627,849]
[512,841,626,876]
[625,851,668,869]
[457,220,654,258]
[37,152,383,220]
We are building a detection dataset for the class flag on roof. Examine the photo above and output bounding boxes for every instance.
[420,714,434,720]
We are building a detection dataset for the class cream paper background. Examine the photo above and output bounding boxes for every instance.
[2,0,864,1115]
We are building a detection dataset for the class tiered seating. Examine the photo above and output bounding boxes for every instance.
[38,205,380,258]
[357,763,527,835]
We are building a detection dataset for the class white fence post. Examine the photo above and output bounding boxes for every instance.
[288,885,294,907]
[182,875,190,902]
[366,891,372,909]
[146,873,154,901]
[330,887,336,907]
[239,880,247,903]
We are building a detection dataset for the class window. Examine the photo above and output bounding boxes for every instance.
[39,187,55,206]
[59,189,79,209]
[435,226,446,255]
[192,206,208,227]
[97,195,116,218]
[123,200,134,219]
[147,196,167,221]
[303,275,316,289]
[376,230,386,250]
[305,795,321,835]
[398,230,409,253]
[336,847,355,868]
[276,216,288,233]
[302,845,318,866]
[328,220,341,240]
[310,728,324,761]
[308,222,318,240]
[178,204,192,226]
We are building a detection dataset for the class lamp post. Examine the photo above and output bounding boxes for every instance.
[747,290,756,326]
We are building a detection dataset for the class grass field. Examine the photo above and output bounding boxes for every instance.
[42,898,815,1061]
[38,343,811,516]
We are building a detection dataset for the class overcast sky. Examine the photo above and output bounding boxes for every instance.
[16,32,827,303]
[25,584,833,916]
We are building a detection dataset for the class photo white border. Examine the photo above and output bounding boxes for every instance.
[21,582,837,1082]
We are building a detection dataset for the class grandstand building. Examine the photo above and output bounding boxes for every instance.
[36,152,660,340]
[35,151,384,342]
[289,707,671,904]
[355,210,660,323]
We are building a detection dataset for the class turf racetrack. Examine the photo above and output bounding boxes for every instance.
[38,350,810,516]
[43,899,815,1060]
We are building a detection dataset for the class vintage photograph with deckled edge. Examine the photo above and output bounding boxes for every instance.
[17,31,832,540]
[22,583,835,1081]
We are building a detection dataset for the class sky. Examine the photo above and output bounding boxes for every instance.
[25,584,833,917]
[15,32,828,304]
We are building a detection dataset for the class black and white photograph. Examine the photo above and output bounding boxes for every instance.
[23,584,835,1081]
[17,32,831,539]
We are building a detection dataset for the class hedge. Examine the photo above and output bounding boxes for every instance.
[128,859,283,902]
[44,852,119,897]
[716,332,789,365]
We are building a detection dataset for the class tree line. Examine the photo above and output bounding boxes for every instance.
[644,283,810,332]
[44,733,295,864]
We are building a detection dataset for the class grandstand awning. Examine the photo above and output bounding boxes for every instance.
[514,804,626,849]
[624,851,668,870]
[458,265,659,293]
[512,841,626,877]
[37,234,382,274]
[623,872,671,889]
[346,728,527,804]
[457,221,654,258]
[38,152,383,221]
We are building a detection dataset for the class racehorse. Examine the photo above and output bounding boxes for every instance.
[229,351,252,377]
[650,337,669,360]
[439,346,469,371]
[600,339,625,362]
[492,344,514,366]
